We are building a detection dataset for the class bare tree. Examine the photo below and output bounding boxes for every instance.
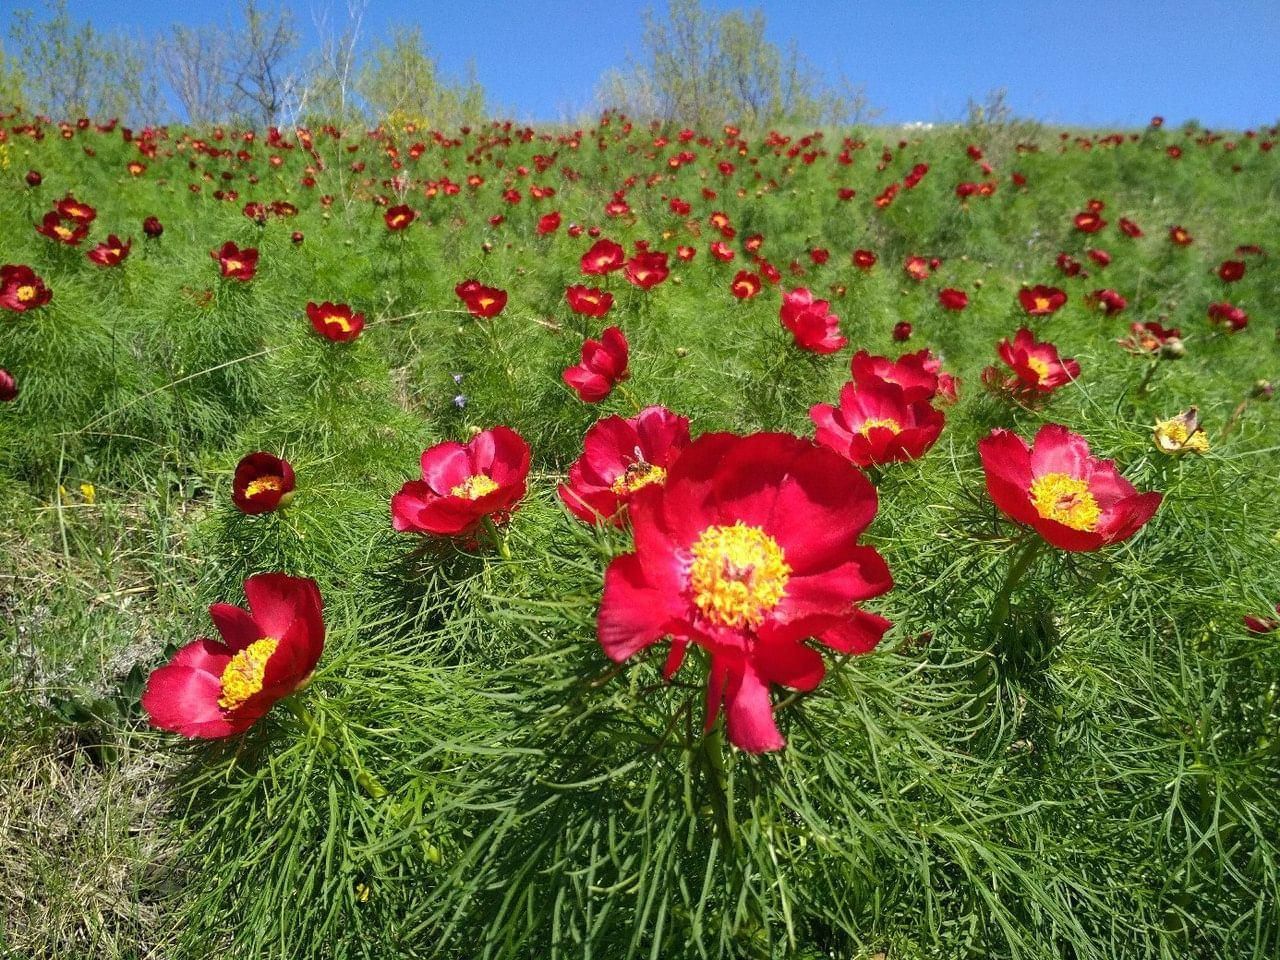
[157,24,232,124]
[298,0,367,126]
[229,0,300,126]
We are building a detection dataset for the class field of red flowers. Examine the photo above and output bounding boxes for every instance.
[2,112,1278,959]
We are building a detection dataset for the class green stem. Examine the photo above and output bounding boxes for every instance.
[615,381,643,414]
[481,514,512,560]
[1136,357,1160,395]
[989,537,1045,635]
[284,698,387,799]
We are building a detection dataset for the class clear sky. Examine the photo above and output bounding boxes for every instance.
[45,0,1280,128]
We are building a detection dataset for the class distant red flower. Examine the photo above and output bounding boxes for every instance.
[938,288,968,311]
[852,249,877,270]
[1217,260,1245,282]
[391,426,531,538]
[1086,288,1127,314]
[25,170,41,187]
[1119,321,1183,356]
[1118,217,1143,238]
[143,216,163,238]
[232,452,296,514]
[1207,301,1248,332]
[0,368,17,402]
[564,326,629,403]
[780,287,846,354]
[1086,249,1111,268]
[809,248,830,266]
[986,328,1080,396]
[903,256,930,281]
[1168,225,1193,246]
[624,251,670,289]
[141,573,324,738]
[558,405,690,526]
[55,195,97,223]
[1074,211,1106,233]
[978,424,1162,552]
[565,285,614,317]
[811,378,945,468]
[0,264,53,312]
[709,240,735,262]
[730,270,762,299]
[86,234,131,267]
[892,321,912,342]
[306,301,364,342]
[211,241,258,281]
[597,431,893,752]
[581,238,626,274]
[536,211,562,235]
[35,211,89,245]
[1055,253,1082,277]
[384,204,416,230]
[1018,285,1067,316]
[455,280,508,318]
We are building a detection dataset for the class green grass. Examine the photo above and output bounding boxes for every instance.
[1,115,1278,959]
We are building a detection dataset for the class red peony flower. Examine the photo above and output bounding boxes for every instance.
[623,251,670,289]
[852,249,877,270]
[903,256,930,281]
[978,424,1162,552]
[86,234,131,267]
[384,204,416,230]
[780,287,846,354]
[232,452,296,514]
[1168,225,1193,246]
[56,195,97,223]
[391,426,531,537]
[938,288,968,311]
[0,368,17,402]
[141,573,324,738]
[986,328,1080,397]
[565,285,614,318]
[306,301,364,342]
[35,211,89,245]
[1119,321,1183,356]
[559,405,690,526]
[455,280,508,318]
[1118,217,1144,238]
[1243,605,1280,634]
[563,326,629,403]
[143,216,163,238]
[581,238,626,274]
[1056,253,1082,277]
[1217,260,1245,282]
[892,321,913,342]
[1207,301,1248,332]
[1086,288,1127,314]
[1074,211,1106,233]
[211,241,259,281]
[0,264,53,312]
[811,378,945,468]
[710,240,735,262]
[1019,285,1067,316]
[851,348,954,403]
[597,431,893,752]
[1086,249,1111,268]
[730,270,761,299]
[536,211,562,235]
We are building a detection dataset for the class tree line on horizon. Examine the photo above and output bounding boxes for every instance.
[0,0,876,130]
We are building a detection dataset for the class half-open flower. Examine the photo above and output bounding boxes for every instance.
[563,326,629,403]
[232,452,296,514]
[306,301,365,342]
[581,238,625,274]
[565,284,614,318]
[142,573,324,738]
[211,241,259,281]
[455,280,508,318]
[811,378,945,468]
[623,251,670,289]
[780,287,846,354]
[87,234,131,267]
[978,423,1162,552]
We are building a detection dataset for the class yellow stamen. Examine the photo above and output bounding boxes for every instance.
[326,314,352,332]
[218,637,279,710]
[1154,417,1209,455]
[610,462,667,495]
[1033,297,1050,311]
[859,417,902,438]
[1026,356,1050,382]
[224,259,243,273]
[688,522,791,629]
[1029,473,1100,531]
[245,476,282,498]
[450,474,499,500]
[16,285,36,302]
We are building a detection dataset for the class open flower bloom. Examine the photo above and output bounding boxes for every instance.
[141,573,324,738]
[780,287,846,354]
[563,326,629,403]
[565,285,613,318]
[392,426,531,537]
[598,432,893,752]
[623,251,669,289]
[35,211,89,245]
[1018,285,1067,316]
[730,270,762,299]
[56,195,97,223]
[232,452,296,514]
[211,241,259,281]
[306,301,365,342]
[851,349,956,403]
[987,328,1080,396]
[455,279,508,318]
[384,204,416,230]
[1153,408,1209,455]
[87,234,131,267]
[559,405,690,526]
[581,238,625,274]
[978,424,1163,552]
[811,378,945,468]
[0,264,53,312]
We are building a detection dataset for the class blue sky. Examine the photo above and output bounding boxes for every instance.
[48,0,1280,127]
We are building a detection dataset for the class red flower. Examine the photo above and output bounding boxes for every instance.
[141,573,324,738]
[903,256,930,281]
[623,251,670,289]
[384,204,416,230]
[710,240,735,262]
[978,424,1162,552]
[1018,285,1067,316]
[536,211,562,235]
[55,195,97,223]
[1243,605,1280,634]
[391,426,531,537]
[987,328,1080,396]
[0,368,17,402]
[581,238,625,274]
[780,287,846,354]
[1207,301,1248,332]
[1074,211,1106,233]
[232,452,296,514]
[1056,253,1082,277]
[730,270,761,299]
[0,264,53,312]
[1168,225,1193,246]
[35,211,89,245]
[852,249,877,270]
[143,216,164,238]
[597,432,893,752]
[1118,217,1143,238]
[1086,288,1127,314]
[811,378,945,468]
[1086,249,1111,268]
[455,280,508,318]
[851,348,950,403]
[938,288,968,311]
[558,405,690,526]
[892,321,912,342]
[563,326,629,402]
[565,285,614,318]
[86,234,131,267]
[1119,321,1183,356]
[1217,260,1245,282]
[306,301,364,342]
[211,241,259,281]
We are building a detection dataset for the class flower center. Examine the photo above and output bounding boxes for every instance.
[859,417,901,437]
[16,285,35,302]
[688,522,791,629]
[218,636,279,710]
[610,460,667,495]
[225,259,243,273]
[1033,297,1050,311]
[325,314,351,332]
[450,474,499,500]
[1026,356,1050,381]
[1029,472,1100,531]
[245,476,282,498]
